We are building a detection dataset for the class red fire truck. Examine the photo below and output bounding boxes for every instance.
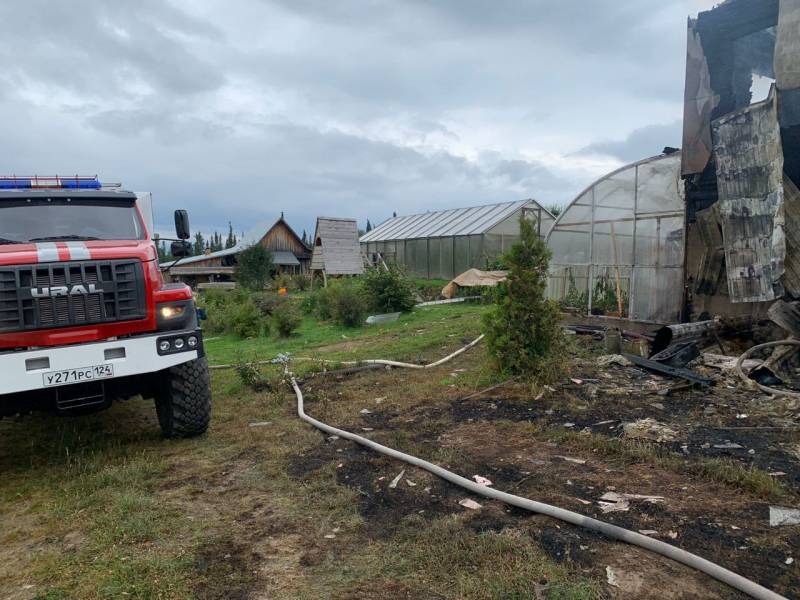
[0,176,211,437]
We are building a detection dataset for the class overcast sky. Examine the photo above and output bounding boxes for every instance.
[0,0,716,239]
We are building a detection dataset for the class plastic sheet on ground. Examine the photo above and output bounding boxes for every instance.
[442,268,507,299]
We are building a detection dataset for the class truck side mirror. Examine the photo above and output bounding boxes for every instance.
[171,240,192,258]
[174,210,191,240]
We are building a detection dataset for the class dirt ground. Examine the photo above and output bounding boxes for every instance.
[292,341,800,599]
[1,328,798,599]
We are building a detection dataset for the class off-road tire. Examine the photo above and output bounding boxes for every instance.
[155,357,212,438]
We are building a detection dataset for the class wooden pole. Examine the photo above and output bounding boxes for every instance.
[609,222,624,317]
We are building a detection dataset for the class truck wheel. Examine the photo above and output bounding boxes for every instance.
[155,357,212,438]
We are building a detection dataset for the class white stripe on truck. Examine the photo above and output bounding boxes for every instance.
[35,242,59,263]
[65,241,91,260]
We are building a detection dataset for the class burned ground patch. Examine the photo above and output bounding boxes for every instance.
[683,426,800,486]
[193,536,259,600]
[334,451,462,539]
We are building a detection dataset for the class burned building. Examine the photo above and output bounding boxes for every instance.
[547,0,800,325]
[546,151,685,323]
[683,0,800,320]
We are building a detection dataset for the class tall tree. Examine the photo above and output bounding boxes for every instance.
[235,244,275,291]
[301,229,308,246]
[225,221,237,249]
[366,219,373,232]
[193,232,205,256]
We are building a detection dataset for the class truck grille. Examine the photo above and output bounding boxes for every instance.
[0,260,146,333]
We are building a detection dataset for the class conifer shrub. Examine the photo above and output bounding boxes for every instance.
[482,215,566,379]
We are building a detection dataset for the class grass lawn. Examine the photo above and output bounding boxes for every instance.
[204,302,489,367]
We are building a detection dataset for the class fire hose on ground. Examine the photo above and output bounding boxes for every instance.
[735,339,800,401]
[265,337,786,600]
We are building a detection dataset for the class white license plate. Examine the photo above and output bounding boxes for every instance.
[42,364,115,387]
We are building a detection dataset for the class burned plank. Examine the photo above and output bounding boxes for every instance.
[621,353,714,388]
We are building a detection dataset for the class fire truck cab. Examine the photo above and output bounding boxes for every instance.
[0,176,211,438]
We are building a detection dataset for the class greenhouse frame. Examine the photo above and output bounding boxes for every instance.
[360,199,555,280]
[546,152,686,324]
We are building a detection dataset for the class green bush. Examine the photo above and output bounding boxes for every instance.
[273,272,291,290]
[308,286,334,319]
[272,301,302,337]
[361,266,416,313]
[292,274,310,291]
[482,215,566,380]
[327,282,367,327]
[230,299,267,338]
[197,288,255,335]
[251,292,283,317]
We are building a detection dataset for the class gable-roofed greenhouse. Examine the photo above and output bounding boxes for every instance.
[360,199,555,280]
[545,152,685,324]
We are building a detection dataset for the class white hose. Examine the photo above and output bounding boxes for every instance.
[285,339,786,600]
[735,339,800,400]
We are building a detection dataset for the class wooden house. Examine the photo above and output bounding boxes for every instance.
[162,214,311,287]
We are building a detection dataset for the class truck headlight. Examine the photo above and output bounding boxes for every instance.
[156,300,196,331]
[159,304,186,319]
[159,340,172,352]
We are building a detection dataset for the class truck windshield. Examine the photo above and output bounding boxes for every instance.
[0,198,145,243]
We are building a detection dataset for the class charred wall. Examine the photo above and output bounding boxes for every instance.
[682,0,800,321]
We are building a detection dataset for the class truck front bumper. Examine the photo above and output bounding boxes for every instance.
[0,330,202,396]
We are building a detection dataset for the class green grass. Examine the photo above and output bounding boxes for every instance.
[204,303,489,366]
[548,430,787,500]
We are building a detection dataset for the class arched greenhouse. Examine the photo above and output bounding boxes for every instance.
[546,152,685,324]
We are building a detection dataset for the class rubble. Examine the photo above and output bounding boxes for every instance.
[623,419,679,443]
[597,491,666,514]
[388,470,405,489]
[769,506,800,527]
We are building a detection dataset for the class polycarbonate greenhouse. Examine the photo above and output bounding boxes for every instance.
[360,199,555,280]
[546,152,685,323]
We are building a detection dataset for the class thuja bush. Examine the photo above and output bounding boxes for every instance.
[482,215,566,380]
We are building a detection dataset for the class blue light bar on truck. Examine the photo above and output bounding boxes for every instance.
[0,175,102,190]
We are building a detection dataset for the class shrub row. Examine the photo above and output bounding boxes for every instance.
[198,289,302,339]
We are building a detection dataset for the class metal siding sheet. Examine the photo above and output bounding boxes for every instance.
[775,0,800,91]
[783,175,800,296]
[272,250,301,266]
[712,92,786,303]
[681,21,719,175]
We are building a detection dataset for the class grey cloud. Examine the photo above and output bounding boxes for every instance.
[575,120,683,163]
[0,0,224,98]
[85,107,233,141]
[0,0,698,240]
